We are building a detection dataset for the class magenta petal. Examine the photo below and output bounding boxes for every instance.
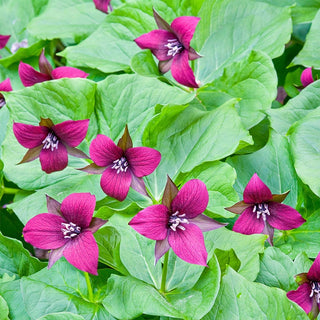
[48,245,66,268]
[63,231,99,275]
[0,35,10,49]
[287,283,313,314]
[168,224,207,266]
[243,173,273,204]
[233,206,265,235]
[267,202,306,230]
[100,167,132,201]
[0,78,12,92]
[190,214,227,232]
[52,119,89,147]
[135,30,176,61]
[170,16,200,49]
[155,238,170,264]
[23,213,67,250]
[129,205,168,240]
[13,122,48,148]
[307,252,320,281]
[60,193,96,229]
[301,68,314,87]
[90,134,123,167]
[125,147,161,177]
[171,50,198,88]
[93,0,111,13]
[51,66,89,80]
[18,62,51,87]
[39,142,68,173]
[171,179,208,219]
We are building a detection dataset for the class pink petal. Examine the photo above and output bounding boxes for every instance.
[233,206,265,235]
[171,179,208,219]
[190,214,227,232]
[60,193,96,229]
[307,252,320,282]
[87,217,107,233]
[168,224,207,266]
[13,122,48,148]
[155,238,170,264]
[63,230,99,275]
[18,61,52,87]
[243,173,273,204]
[100,166,132,201]
[90,134,123,167]
[135,30,176,61]
[52,119,89,147]
[301,68,314,87]
[129,205,168,240]
[46,195,62,216]
[0,78,13,92]
[171,50,198,88]
[39,141,68,173]
[93,0,111,13]
[267,202,306,230]
[125,147,161,177]
[0,35,10,49]
[39,50,53,75]
[51,66,89,79]
[170,16,200,49]
[23,213,67,250]
[287,283,313,314]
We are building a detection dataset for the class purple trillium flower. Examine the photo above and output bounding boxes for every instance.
[81,126,161,201]
[13,117,89,173]
[93,0,112,14]
[135,9,201,88]
[301,67,314,87]
[0,78,12,108]
[225,173,305,245]
[18,49,89,87]
[23,193,107,275]
[129,177,227,266]
[287,253,320,319]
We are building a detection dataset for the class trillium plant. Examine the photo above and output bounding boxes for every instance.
[1,0,320,319]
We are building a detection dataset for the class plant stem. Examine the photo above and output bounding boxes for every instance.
[84,271,94,302]
[3,187,20,195]
[4,46,11,54]
[160,251,169,294]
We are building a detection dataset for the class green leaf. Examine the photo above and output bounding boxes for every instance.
[1,78,96,190]
[0,295,9,320]
[95,74,194,144]
[196,0,292,83]
[0,232,45,278]
[268,80,320,135]
[214,248,241,274]
[131,51,161,77]
[37,313,85,320]
[143,99,252,200]
[27,0,106,42]
[203,267,309,320]
[176,161,238,219]
[198,50,277,129]
[227,130,300,208]
[103,254,220,320]
[288,107,320,197]
[0,259,115,320]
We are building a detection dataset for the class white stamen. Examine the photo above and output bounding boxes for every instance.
[42,132,59,151]
[254,203,270,221]
[112,157,129,174]
[61,222,81,239]
[168,211,189,232]
[164,39,183,57]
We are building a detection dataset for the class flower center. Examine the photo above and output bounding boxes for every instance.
[310,282,320,303]
[164,39,183,57]
[0,96,5,108]
[61,222,81,239]
[111,156,129,174]
[168,211,189,231]
[42,131,59,151]
[253,203,270,221]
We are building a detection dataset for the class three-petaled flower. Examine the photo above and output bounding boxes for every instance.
[23,193,107,275]
[135,9,201,88]
[81,126,161,201]
[18,49,89,87]
[129,177,226,266]
[287,252,320,319]
[225,173,305,245]
[93,0,112,14]
[13,118,89,173]
[0,78,12,108]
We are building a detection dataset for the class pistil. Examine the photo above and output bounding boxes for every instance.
[168,211,189,231]
[253,203,270,221]
[112,156,129,174]
[42,131,59,151]
[61,222,81,239]
[164,39,183,57]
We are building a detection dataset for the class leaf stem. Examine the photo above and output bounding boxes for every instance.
[160,251,169,294]
[3,187,20,195]
[84,271,94,302]
[4,46,11,54]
